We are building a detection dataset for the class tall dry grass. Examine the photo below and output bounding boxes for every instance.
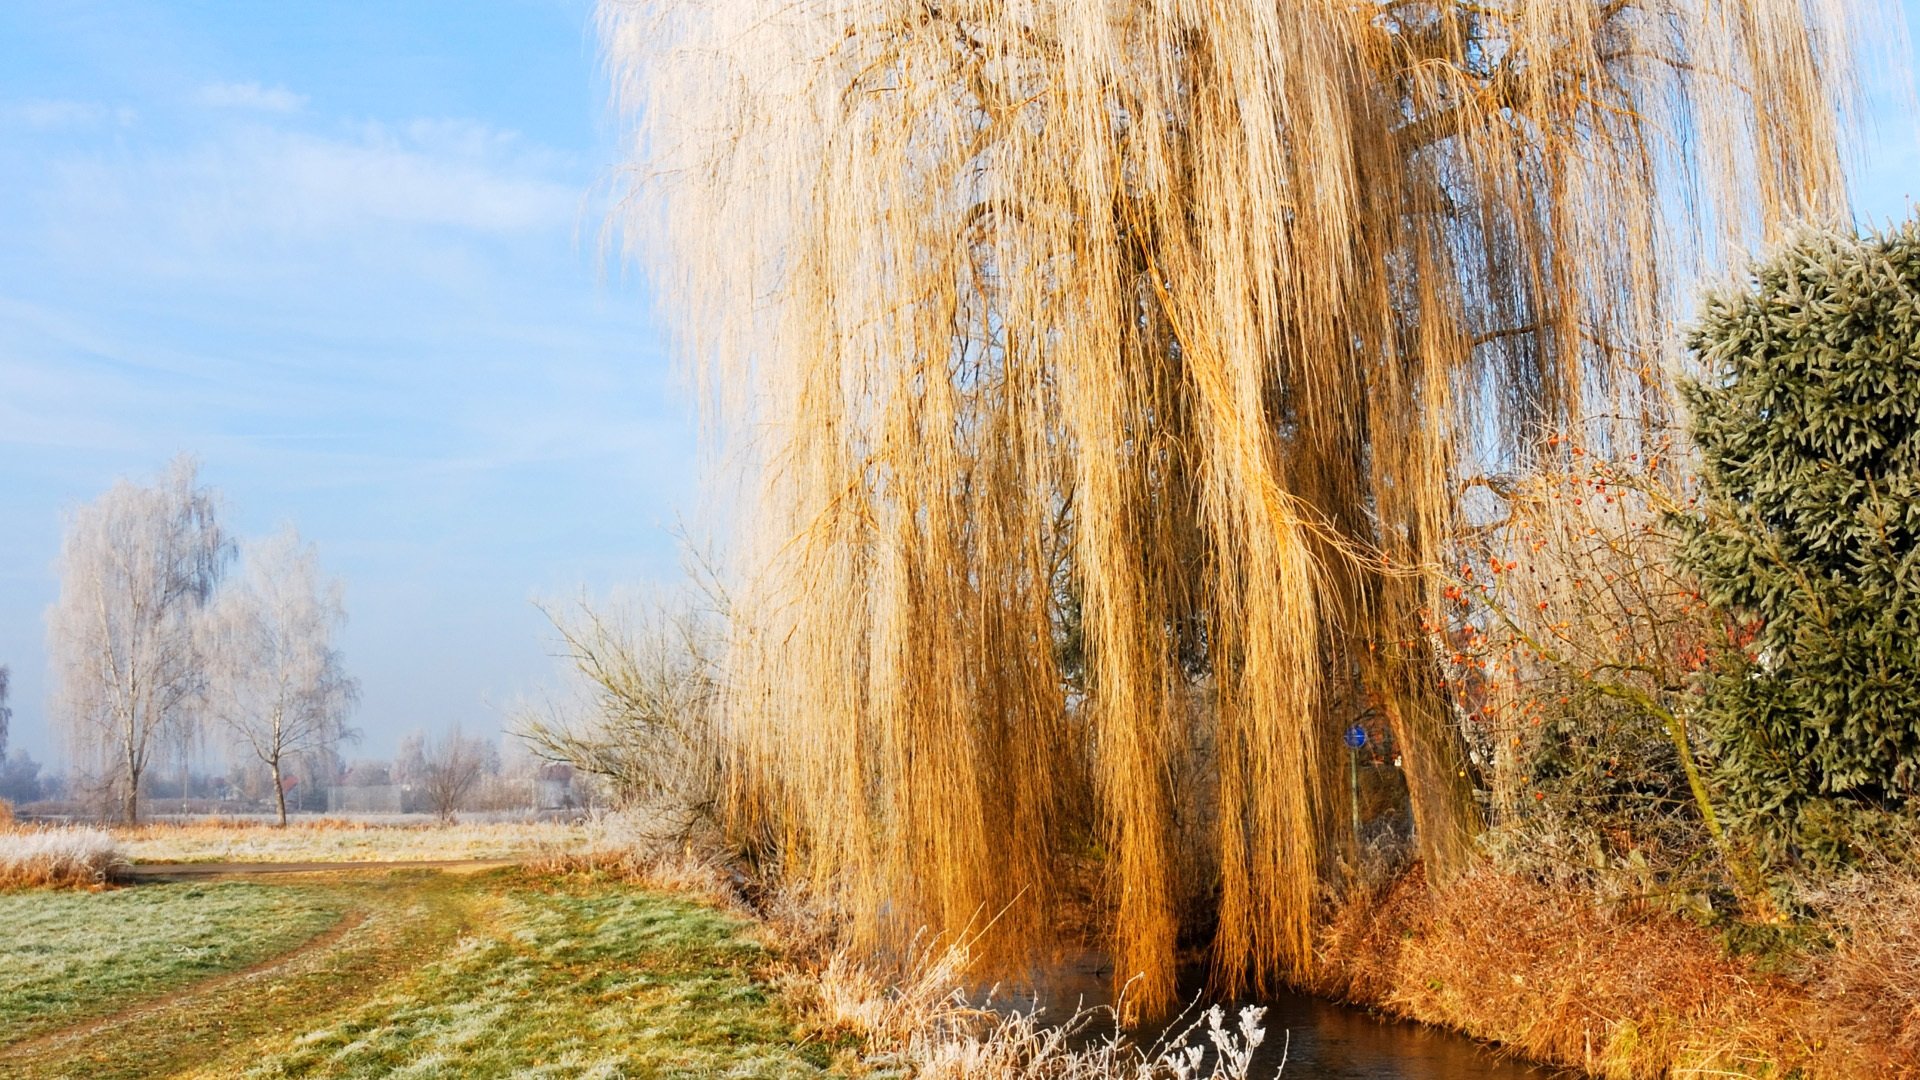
[607,0,1876,1014]
[1315,863,1920,1079]
[0,824,124,889]
[1808,871,1920,1077]
[117,817,593,864]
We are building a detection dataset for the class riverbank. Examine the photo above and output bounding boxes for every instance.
[1311,863,1920,1079]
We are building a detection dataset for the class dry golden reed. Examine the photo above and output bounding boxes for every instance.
[604,0,1873,1016]
[1315,865,1920,1079]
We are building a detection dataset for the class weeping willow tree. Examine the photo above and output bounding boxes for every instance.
[606,0,1870,1015]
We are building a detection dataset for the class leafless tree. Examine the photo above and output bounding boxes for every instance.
[0,665,11,762]
[200,527,360,826]
[417,726,490,823]
[46,456,229,824]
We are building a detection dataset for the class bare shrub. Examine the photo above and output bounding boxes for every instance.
[1445,442,1776,912]
[515,595,725,848]
[0,826,125,889]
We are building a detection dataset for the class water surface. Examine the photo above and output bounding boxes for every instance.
[1017,956,1560,1079]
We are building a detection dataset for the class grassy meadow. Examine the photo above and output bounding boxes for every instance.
[0,882,346,1049]
[0,850,842,1079]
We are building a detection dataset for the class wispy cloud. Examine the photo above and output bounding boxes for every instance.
[37,117,578,284]
[196,81,307,113]
[3,99,135,130]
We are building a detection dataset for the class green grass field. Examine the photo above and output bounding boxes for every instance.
[0,867,840,1079]
[0,882,347,1049]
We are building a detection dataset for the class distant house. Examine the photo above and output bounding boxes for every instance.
[327,784,403,814]
[536,763,574,811]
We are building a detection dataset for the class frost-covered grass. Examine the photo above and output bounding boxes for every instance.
[0,826,124,889]
[118,818,592,864]
[241,871,833,1079]
[0,881,344,1048]
[0,868,837,1079]
[797,925,1281,1079]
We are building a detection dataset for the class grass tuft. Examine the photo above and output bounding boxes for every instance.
[0,825,124,889]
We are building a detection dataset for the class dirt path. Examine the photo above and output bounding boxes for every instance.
[124,858,519,878]
[0,908,372,1062]
[0,871,493,1080]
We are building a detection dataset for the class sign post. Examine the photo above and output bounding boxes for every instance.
[1343,724,1367,845]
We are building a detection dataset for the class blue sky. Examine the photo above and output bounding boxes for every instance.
[0,2,1916,765]
[0,0,696,762]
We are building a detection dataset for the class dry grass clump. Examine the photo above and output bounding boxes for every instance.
[1809,872,1920,1077]
[1316,863,1920,1079]
[520,810,771,916]
[1318,865,1763,1077]
[0,825,125,889]
[525,847,749,914]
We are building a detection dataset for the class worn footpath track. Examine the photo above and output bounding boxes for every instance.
[0,867,498,1080]
[124,858,519,878]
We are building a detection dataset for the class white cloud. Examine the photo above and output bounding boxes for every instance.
[4,99,134,130]
[38,118,579,284]
[197,81,308,113]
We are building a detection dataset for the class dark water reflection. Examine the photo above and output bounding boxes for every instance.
[1006,958,1562,1079]
[1205,988,1557,1079]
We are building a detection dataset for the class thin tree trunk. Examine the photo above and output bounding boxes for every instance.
[124,742,141,825]
[272,758,288,827]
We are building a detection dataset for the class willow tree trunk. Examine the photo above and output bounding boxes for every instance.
[1367,645,1482,881]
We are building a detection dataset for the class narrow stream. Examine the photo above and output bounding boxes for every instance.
[1195,988,1555,1079]
[1012,957,1560,1079]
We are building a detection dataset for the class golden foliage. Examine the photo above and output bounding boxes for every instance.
[605,0,1870,1014]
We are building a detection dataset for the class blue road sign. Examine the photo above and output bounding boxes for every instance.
[1343,724,1368,749]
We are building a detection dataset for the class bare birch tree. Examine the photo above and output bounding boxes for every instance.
[0,665,11,762]
[200,527,360,826]
[46,455,229,824]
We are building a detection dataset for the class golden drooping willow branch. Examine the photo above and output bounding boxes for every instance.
[606,0,1869,1015]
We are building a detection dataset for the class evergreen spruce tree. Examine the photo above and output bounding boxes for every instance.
[1682,219,1920,868]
